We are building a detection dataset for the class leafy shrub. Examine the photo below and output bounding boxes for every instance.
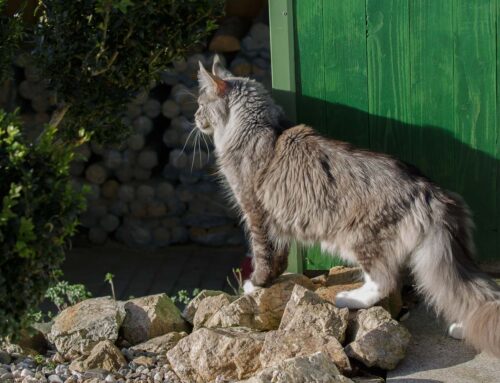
[45,281,92,312]
[0,110,86,338]
[0,0,24,84]
[33,0,224,142]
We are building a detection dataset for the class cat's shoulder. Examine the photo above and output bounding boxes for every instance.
[277,124,318,146]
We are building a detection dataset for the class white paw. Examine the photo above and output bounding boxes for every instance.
[243,280,257,294]
[448,322,465,340]
[335,288,381,309]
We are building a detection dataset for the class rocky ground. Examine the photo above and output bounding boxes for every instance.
[0,267,412,383]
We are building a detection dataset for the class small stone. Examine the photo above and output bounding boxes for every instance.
[129,332,187,356]
[121,294,188,345]
[326,266,362,285]
[182,290,227,324]
[0,350,11,364]
[132,356,154,367]
[236,352,353,383]
[345,307,411,370]
[260,330,351,373]
[105,374,116,382]
[193,293,235,329]
[51,352,65,364]
[167,327,265,382]
[48,297,126,356]
[47,375,64,383]
[205,274,316,331]
[280,285,349,343]
[69,340,127,373]
[20,368,34,377]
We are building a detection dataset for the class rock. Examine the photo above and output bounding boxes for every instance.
[167,327,265,383]
[48,297,126,356]
[129,332,187,356]
[69,340,127,373]
[280,285,349,343]
[349,306,391,341]
[121,294,188,345]
[326,266,362,286]
[47,375,64,383]
[205,274,316,331]
[132,355,154,367]
[236,352,353,383]
[182,290,227,324]
[315,282,363,305]
[260,330,351,374]
[0,350,11,364]
[193,293,235,329]
[345,307,411,370]
[17,326,49,354]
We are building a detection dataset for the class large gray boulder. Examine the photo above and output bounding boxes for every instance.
[182,290,227,324]
[48,297,125,356]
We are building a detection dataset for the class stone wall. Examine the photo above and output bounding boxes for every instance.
[0,4,271,248]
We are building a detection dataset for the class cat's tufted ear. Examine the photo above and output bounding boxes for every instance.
[198,61,229,97]
[212,54,233,79]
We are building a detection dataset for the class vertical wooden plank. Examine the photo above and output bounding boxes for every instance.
[454,0,497,259]
[269,0,305,273]
[294,0,325,130]
[497,0,500,260]
[409,1,455,190]
[366,0,412,163]
[269,0,297,122]
[322,0,369,147]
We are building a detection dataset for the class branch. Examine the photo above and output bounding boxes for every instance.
[49,104,70,128]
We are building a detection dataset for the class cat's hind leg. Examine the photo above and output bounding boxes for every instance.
[335,256,398,309]
[335,273,384,309]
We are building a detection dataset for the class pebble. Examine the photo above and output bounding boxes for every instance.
[21,368,35,377]
[48,374,64,383]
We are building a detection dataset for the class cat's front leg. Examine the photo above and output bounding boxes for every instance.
[241,201,277,288]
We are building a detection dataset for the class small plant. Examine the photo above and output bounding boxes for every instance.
[45,281,92,312]
[227,268,244,296]
[104,272,116,300]
[33,354,45,365]
[170,289,201,305]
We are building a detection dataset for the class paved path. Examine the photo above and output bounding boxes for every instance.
[61,242,246,300]
[387,304,500,383]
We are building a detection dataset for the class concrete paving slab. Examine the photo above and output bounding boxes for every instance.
[387,304,500,383]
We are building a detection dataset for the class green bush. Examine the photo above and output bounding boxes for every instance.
[0,110,86,338]
[33,0,224,142]
[0,0,24,84]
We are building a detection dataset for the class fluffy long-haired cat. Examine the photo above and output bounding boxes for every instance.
[194,56,500,357]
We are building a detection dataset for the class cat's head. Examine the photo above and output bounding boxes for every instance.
[195,55,282,137]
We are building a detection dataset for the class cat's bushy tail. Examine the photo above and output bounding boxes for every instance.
[410,195,500,357]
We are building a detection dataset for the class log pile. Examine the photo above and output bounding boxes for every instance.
[0,4,271,248]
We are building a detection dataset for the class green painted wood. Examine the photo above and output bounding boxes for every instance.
[453,0,497,259]
[269,0,296,122]
[294,0,325,130]
[366,0,412,163]
[269,0,306,273]
[409,0,455,190]
[322,0,369,147]
[271,0,500,262]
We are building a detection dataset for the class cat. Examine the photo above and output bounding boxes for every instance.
[194,55,500,357]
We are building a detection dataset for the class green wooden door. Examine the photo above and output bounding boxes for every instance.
[271,0,499,265]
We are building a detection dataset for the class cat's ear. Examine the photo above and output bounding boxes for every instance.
[198,61,229,97]
[212,54,232,79]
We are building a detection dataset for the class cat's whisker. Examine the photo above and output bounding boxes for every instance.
[190,133,199,173]
[179,127,197,157]
[200,132,211,163]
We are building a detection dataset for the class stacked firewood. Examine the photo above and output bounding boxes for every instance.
[0,3,271,248]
